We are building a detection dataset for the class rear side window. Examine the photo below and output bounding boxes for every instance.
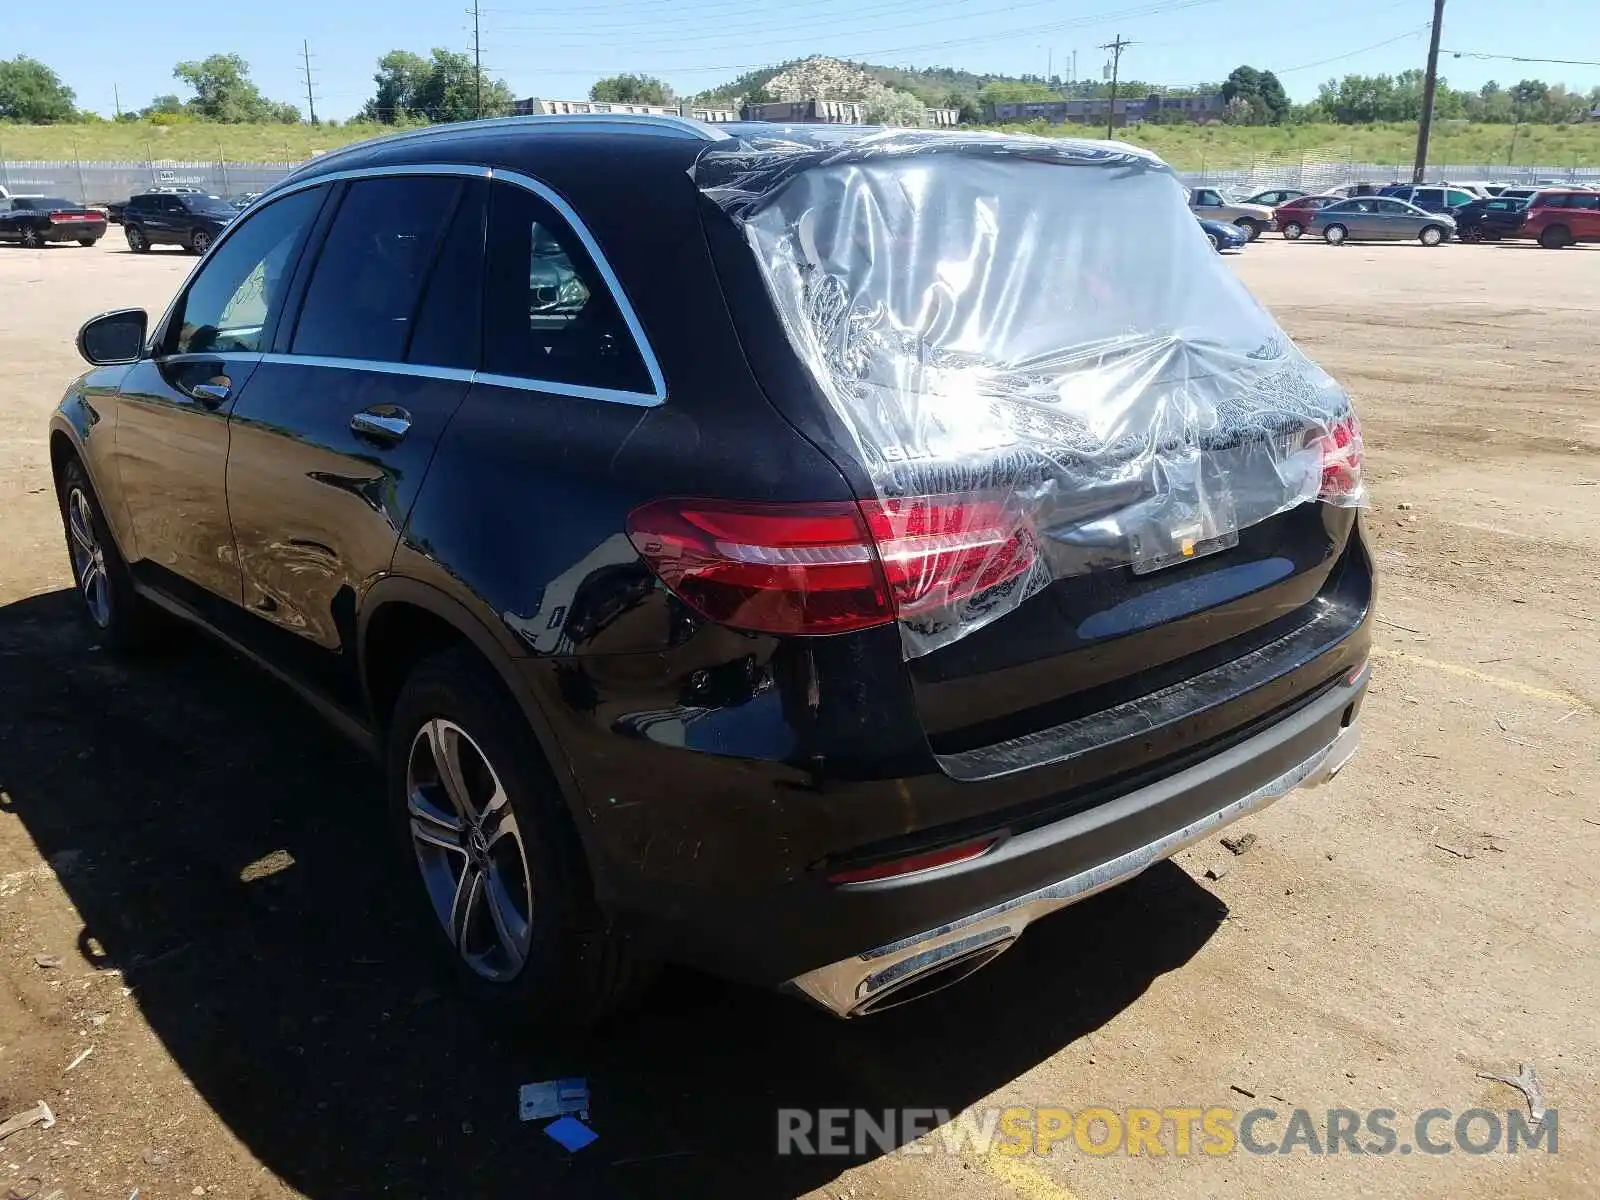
[1569,194,1600,210]
[1446,190,1473,206]
[1415,189,1443,207]
[166,187,324,356]
[481,180,652,396]
[291,175,462,363]
[1538,194,1565,208]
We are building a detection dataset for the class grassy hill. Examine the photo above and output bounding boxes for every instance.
[3,118,1598,171]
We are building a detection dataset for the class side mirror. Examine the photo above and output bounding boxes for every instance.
[77,308,148,366]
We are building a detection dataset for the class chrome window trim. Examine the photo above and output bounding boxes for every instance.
[251,162,666,408]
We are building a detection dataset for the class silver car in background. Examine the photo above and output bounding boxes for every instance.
[1308,196,1455,246]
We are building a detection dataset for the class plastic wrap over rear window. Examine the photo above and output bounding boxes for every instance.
[691,130,1365,658]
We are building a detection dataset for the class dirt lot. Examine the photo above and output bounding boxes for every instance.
[0,235,1596,1200]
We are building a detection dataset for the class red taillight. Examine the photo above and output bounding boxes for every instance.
[826,837,998,885]
[48,211,89,222]
[1317,415,1364,500]
[625,493,1036,636]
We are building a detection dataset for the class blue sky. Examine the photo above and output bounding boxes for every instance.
[10,0,1599,120]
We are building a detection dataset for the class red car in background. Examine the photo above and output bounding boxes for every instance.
[1274,195,1343,240]
[1517,189,1600,248]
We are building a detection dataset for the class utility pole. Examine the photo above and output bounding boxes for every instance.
[113,84,122,120]
[299,40,319,125]
[1411,0,1446,182]
[471,0,483,119]
[1099,35,1132,140]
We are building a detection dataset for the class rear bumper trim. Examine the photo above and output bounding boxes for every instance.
[790,716,1360,1018]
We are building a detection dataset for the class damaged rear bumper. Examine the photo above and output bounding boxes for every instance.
[788,664,1367,1018]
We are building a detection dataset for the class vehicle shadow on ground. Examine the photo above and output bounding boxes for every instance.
[0,588,1228,1199]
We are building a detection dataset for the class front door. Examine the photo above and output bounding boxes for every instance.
[223,172,486,706]
[113,184,328,605]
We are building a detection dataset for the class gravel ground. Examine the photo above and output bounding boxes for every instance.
[0,234,1596,1200]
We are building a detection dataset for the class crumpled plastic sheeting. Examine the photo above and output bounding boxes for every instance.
[692,130,1364,657]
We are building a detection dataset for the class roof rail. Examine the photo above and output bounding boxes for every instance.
[283,112,727,183]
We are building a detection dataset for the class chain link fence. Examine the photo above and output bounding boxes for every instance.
[3,154,1598,208]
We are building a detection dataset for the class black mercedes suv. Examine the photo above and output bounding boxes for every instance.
[51,116,1373,1024]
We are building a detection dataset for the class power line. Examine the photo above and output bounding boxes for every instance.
[1277,27,1428,73]
[1444,49,1600,68]
[299,39,319,124]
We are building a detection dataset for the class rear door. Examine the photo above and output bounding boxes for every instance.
[222,171,484,705]
[1566,191,1600,238]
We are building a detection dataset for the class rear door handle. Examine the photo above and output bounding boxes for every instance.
[351,405,412,444]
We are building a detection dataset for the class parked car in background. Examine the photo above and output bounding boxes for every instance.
[1310,196,1455,245]
[121,191,238,254]
[1453,195,1531,242]
[1331,182,1382,198]
[1517,189,1600,248]
[0,196,107,247]
[1197,216,1248,252]
[1240,188,1306,208]
[1377,185,1476,214]
[1187,187,1275,239]
[1441,181,1496,199]
[106,186,210,225]
[50,118,1373,1025]
[1273,194,1342,239]
[231,192,263,210]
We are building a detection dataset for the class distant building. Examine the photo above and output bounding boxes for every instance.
[987,91,1225,126]
[741,98,868,124]
[511,98,739,122]
[923,107,961,127]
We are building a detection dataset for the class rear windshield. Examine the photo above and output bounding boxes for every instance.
[15,197,77,211]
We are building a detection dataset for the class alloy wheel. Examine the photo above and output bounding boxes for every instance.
[20,228,41,248]
[66,488,111,628]
[192,230,211,254]
[406,718,534,982]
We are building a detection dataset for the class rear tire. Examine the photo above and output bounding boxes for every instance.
[1419,225,1445,246]
[57,457,159,650]
[78,238,98,247]
[188,228,212,256]
[125,226,150,253]
[1235,218,1262,241]
[387,648,654,1030]
[1324,224,1349,246]
[1539,225,1571,249]
[19,227,42,248]
[1282,221,1304,240]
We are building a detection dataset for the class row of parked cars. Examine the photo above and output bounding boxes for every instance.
[0,184,262,253]
[1190,181,1600,249]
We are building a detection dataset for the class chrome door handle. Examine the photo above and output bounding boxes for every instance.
[189,380,231,407]
[350,406,412,444]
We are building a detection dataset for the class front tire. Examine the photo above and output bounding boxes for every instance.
[1235,218,1262,241]
[1419,225,1445,246]
[1324,223,1349,246]
[1539,225,1571,249]
[388,648,652,1028]
[58,458,157,649]
[188,228,212,255]
[1207,231,1221,252]
[125,226,150,253]
[1282,221,1304,240]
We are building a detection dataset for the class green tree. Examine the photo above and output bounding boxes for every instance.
[173,54,283,122]
[362,50,432,122]
[863,88,926,127]
[362,48,513,123]
[590,74,673,104]
[140,93,186,117]
[1220,65,1289,124]
[0,55,77,123]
